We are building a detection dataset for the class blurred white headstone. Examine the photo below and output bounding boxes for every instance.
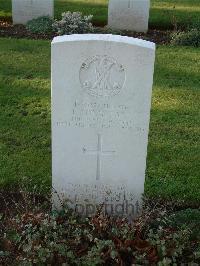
[108,0,150,32]
[12,0,54,25]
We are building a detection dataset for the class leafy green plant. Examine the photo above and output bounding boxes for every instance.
[1,198,200,265]
[171,29,200,47]
[26,16,54,35]
[148,227,190,263]
[166,209,200,241]
[53,11,93,35]
[189,19,200,31]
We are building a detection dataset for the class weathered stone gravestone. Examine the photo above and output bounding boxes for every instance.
[108,0,150,33]
[12,0,54,25]
[52,34,155,218]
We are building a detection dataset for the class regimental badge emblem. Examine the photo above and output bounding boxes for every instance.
[79,55,125,97]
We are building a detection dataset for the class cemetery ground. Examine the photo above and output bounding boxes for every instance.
[0,0,200,29]
[0,37,200,203]
[0,35,200,264]
[0,0,200,265]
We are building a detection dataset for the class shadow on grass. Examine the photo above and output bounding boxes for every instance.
[149,7,200,30]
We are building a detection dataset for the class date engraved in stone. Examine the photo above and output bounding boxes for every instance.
[79,55,125,97]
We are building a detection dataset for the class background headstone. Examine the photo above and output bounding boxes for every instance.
[12,0,54,25]
[108,0,150,33]
[51,34,155,218]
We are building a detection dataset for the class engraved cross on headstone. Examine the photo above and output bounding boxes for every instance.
[128,0,132,9]
[83,134,115,181]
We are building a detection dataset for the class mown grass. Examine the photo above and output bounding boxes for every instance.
[0,0,199,29]
[146,45,200,202]
[0,38,51,192]
[0,38,199,203]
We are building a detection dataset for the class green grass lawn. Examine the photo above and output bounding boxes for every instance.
[0,37,199,203]
[0,0,199,29]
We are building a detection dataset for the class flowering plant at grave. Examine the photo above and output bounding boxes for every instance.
[53,11,94,35]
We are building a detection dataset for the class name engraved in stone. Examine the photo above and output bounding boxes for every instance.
[56,100,145,132]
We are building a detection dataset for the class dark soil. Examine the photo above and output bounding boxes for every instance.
[0,20,171,44]
[0,190,50,216]
[0,190,199,217]
[0,20,55,40]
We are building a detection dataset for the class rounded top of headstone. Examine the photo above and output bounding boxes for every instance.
[52,34,155,50]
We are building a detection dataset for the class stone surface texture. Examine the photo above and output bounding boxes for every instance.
[12,0,54,25]
[51,34,155,217]
[108,0,150,33]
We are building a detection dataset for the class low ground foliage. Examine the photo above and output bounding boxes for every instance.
[0,18,170,44]
[53,11,93,35]
[26,12,94,36]
[171,29,200,47]
[1,192,200,265]
[0,0,200,30]
[26,16,54,35]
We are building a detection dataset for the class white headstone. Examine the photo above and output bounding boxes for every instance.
[52,34,155,218]
[12,0,54,25]
[108,0,150,33]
